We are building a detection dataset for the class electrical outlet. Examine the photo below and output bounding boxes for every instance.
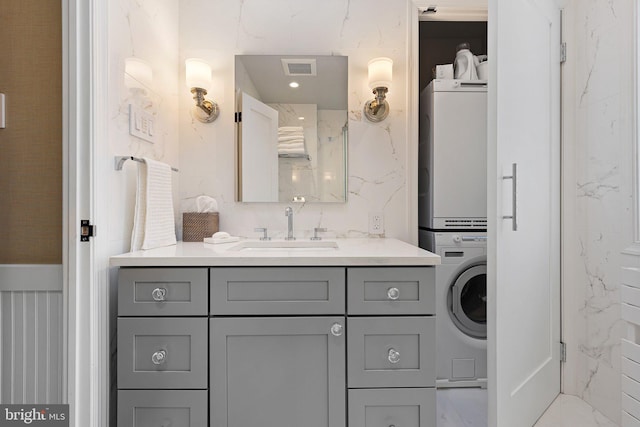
[369,212,384,235]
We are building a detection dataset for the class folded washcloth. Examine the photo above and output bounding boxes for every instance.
[278,141,305,146]
[131,158,177,251]
[278,147,307,154]
[203,236,240,244]
[278,135,305,142]
[278,142,305,150]
[278,126,304,133]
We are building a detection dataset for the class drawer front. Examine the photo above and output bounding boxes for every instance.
[210,267,345,315]
[117,317,208,389]
[118,268,208,316]
[348,388,435,427]
[347,267,435,315]
[348,317,435,388]
[118,389,207,427]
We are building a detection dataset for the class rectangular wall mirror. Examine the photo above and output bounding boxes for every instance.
[235,55,348,203]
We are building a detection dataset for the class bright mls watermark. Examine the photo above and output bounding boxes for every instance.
[0,405,68,426]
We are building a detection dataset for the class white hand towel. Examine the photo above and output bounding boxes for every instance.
[130,158,177,251]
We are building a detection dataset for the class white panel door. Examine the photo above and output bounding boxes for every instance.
[240,92,279,202]
[488,0,561,426]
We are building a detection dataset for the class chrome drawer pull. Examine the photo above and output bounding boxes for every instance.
[388,348,400,364]
[151,350,167,365]
[152,287,167,302]
[387,287,400,300]
[330,323,343,337]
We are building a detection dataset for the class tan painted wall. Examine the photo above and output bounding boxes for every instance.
[0,0,62,264]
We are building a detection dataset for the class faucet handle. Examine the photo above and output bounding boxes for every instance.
[311,227,327,241]
[254,227,271,241]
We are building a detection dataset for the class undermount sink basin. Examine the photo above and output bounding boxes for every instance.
[229,240,339,251]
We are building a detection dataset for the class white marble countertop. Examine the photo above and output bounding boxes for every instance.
[110,238,440,267]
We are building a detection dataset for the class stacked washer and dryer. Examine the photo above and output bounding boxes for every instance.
[418,79,488,388]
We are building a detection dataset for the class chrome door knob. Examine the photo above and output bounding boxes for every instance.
[330,323,344,337]
[152,287,167,301]
[387,287,400,300]
[151,349,167,365]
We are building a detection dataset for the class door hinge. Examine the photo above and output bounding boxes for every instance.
[560,341,566,363]
[560,42,567,64]
[234,112,242,123]
[80,220,96,242]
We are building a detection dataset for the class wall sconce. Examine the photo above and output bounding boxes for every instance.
[124,57,153,93]
[363,57,393,122]
[185,58,219,123]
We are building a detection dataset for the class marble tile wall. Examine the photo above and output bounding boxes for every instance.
[106,0,181,255]
[178,0,412,241]
[563,0,635,424]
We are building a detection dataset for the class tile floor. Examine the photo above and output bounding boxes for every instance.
[437,389,618,427]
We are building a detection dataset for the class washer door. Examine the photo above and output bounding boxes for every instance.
[448,263,487,339]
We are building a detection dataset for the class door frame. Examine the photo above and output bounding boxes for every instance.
[64,0,109,425]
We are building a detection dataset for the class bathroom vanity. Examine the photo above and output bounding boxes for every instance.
[111,238,440,427]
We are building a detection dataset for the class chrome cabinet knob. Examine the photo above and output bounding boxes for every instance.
[387,287,400,300]
[151,350,167,365]
[388,348,400,364]
[152,287,167,301]
[330,323,343,337]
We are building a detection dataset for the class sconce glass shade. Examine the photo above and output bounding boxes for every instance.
[367,57,393,89]
[185,58,218,123]
[185,58,212,90]
[364,57,393,122]
[124,57,153,90]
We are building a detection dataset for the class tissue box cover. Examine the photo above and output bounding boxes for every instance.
[183,212,219,242]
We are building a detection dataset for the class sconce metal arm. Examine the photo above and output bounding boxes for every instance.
[364,86,389,122]
[190,87,219,123]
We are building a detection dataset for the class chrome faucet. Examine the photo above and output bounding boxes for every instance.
[285,207,295,240]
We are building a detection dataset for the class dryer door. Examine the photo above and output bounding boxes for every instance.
[449,264,487,339]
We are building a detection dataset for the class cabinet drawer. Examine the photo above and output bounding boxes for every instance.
[118,268,208,316]
[117,390,207,427]
[348,317,435,388]
[347,267,435,315]
[117,317,208,389]
[210,267,345,315]
[348,388,435,427]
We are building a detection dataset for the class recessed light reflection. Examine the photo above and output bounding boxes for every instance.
[289,81,299,88]
[298,117,305,120]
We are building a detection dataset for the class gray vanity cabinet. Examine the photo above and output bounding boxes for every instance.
[210,316,346,427]
[116,264,436,427]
